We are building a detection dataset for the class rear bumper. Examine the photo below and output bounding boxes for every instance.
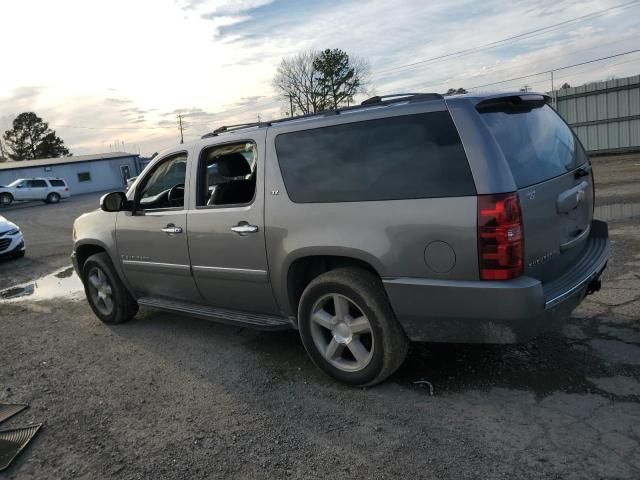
[383,220,609,343]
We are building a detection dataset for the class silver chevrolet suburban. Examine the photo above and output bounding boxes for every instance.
[71,92,608,386]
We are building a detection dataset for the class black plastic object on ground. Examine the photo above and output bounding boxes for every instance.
[0,424,42,471]
[0,404,27,425]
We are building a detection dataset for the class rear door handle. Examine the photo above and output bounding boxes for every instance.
[231,222,259,235]
[161,223,183,234]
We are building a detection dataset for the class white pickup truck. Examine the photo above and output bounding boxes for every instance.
[0,177,71,206]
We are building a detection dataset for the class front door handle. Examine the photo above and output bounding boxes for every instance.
[231,222,259,235]
[161,223,183,234]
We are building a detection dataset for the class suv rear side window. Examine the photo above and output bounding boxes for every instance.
[49,179,66,187]
[275,111,475,203]
[480,104,587,188]
[28,180,47,188]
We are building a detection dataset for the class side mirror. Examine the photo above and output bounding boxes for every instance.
[100,191,128,212]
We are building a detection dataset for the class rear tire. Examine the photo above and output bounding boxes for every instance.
[46,192,60,204]
[0,193,13,206]
[82,252,138,324]
[298,267,409,386]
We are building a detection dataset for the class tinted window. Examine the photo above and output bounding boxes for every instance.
[28,180,47,188]
[480,104,587,188]
[49,179,65,187]
[78,172,91,182]
[275,112,475,203]
[198,142,256,207]
[139,153,187,209]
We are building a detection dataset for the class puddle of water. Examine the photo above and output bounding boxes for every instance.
[595,202,640,222]
[0,266,84,302]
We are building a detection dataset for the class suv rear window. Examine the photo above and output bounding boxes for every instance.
[480,104,587,188]
[275,111,475,203]
[49,179,66,187]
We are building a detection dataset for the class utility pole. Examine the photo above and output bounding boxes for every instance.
[550,70,556,109]
[288,94,294,117]
[178,114,184,144]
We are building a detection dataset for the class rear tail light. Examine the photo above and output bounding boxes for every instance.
[65,187,69,191]
[477,192,524,280]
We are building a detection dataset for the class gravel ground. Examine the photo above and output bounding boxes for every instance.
[0,156,639,479]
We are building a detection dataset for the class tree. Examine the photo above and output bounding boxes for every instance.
[2,112,70,161]
[445,87,467,95]
[313,49,368,110]
[561,83,571,89]
[0,136,7,162]
[273,49,369,115]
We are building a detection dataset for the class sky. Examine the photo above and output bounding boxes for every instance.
[0,0,639,157]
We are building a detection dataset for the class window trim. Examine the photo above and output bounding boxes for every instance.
[195,139,258,210]
[274,111,476,204]
[134,150,188,213]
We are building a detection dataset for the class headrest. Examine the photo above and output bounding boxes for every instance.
[216,153,251,177]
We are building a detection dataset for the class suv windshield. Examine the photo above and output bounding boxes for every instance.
[480,104,587,188]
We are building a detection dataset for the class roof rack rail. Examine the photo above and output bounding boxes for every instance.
[361,93,443,106]
[200,93,444,139]
[201,121,270,139]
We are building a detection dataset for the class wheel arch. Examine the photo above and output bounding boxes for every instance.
[0,190,13,201]
[75,242,109,274]
[284,252,383,319]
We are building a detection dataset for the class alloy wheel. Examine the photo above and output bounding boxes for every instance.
[87,267,114,316]
[309,293,375,372]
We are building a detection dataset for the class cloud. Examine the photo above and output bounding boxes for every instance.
[2,0,640,156]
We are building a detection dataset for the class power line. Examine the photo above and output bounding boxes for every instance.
[467,48,640,90]
[392,33,640,94]
[373,0,640,77]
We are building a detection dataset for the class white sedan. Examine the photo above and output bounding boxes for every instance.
[0,215,25,259]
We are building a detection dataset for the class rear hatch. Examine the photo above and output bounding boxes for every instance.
[478,95,594,283]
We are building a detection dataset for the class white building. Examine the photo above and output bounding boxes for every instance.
[0,152,142,194]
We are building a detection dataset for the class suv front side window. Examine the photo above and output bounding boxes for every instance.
[138,153,187,210]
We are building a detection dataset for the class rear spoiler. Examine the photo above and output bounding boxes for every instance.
[476,94,550,112]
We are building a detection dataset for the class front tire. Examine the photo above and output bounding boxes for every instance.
[46,192,61,204]
[0,193,13,206]
[298,268,409,386]
[82,252,138,324]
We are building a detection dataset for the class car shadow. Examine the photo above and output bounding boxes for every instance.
[104,304,640,401]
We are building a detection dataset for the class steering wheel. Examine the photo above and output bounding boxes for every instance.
[167,184,185,207]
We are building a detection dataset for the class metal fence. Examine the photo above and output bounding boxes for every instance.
[554,74,640,154]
